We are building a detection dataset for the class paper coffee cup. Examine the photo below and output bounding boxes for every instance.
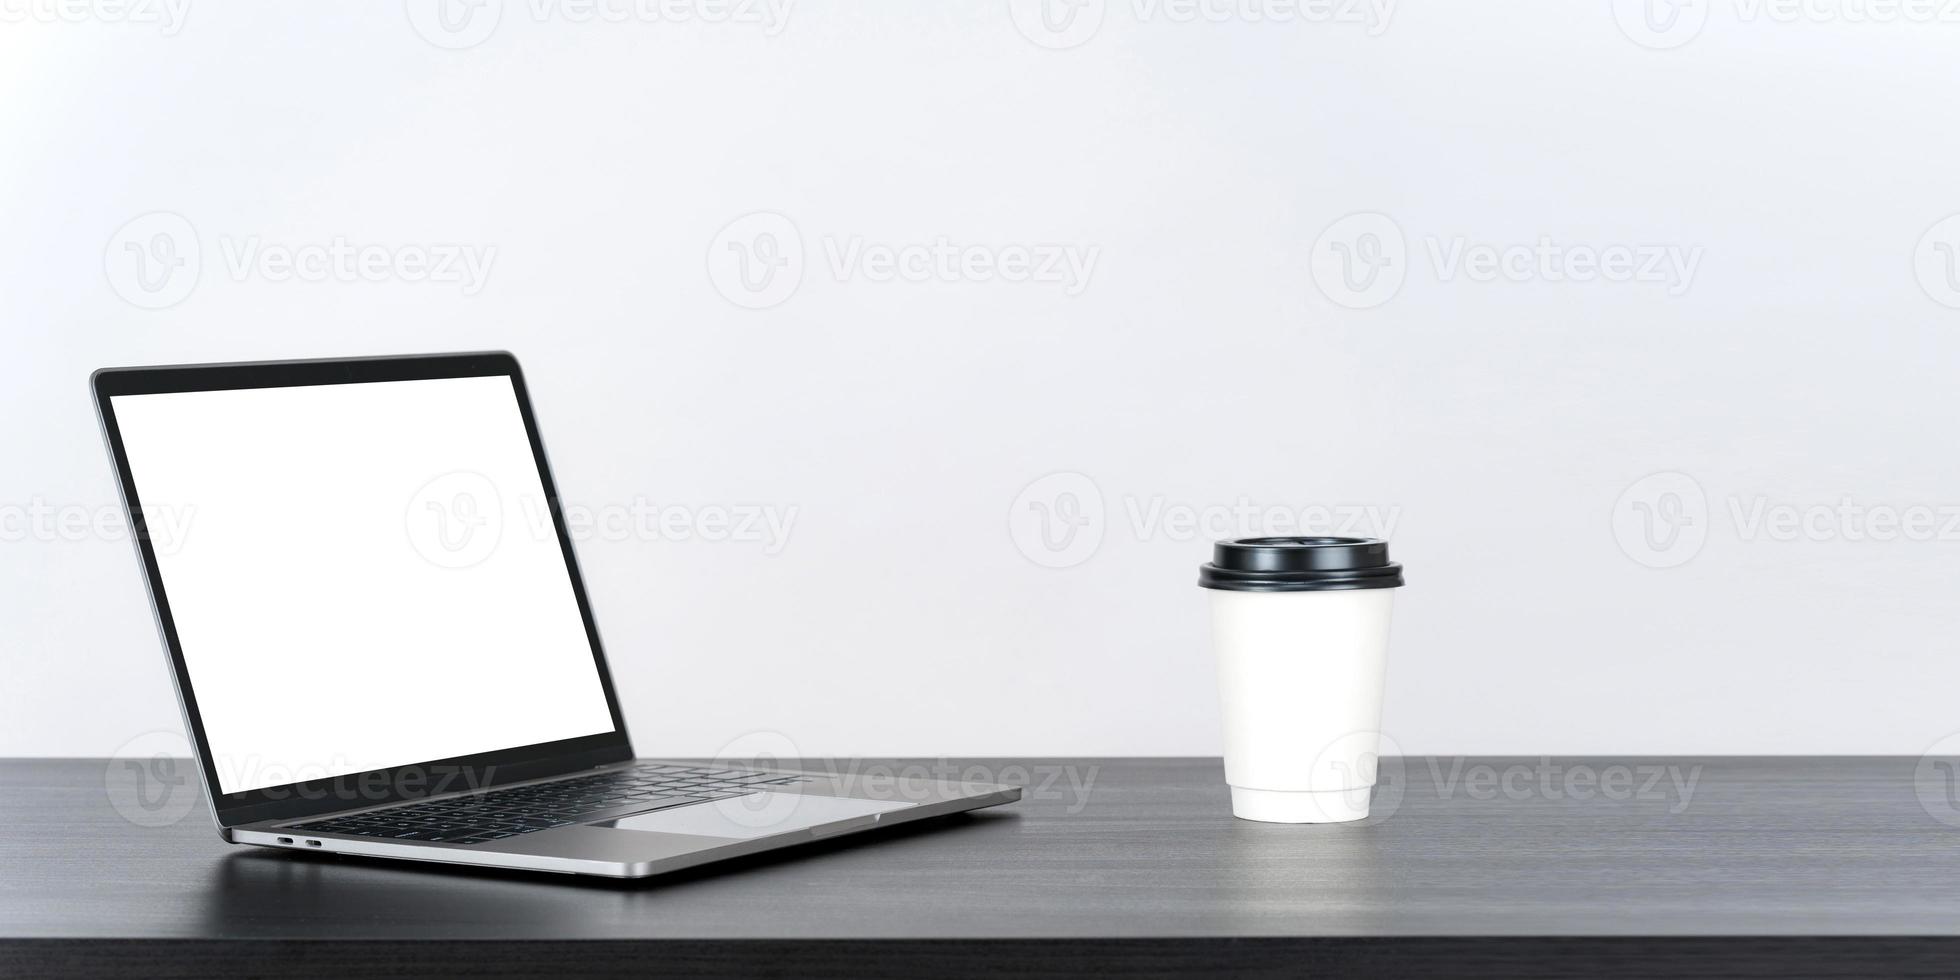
[1199,537,1404,824]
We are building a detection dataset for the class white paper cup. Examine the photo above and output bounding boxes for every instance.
[1199,537,1404,824]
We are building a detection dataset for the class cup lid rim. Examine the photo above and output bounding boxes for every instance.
[1198,536,1405,592]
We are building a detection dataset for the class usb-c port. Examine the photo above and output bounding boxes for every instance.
[277,837,294,844]
[306,840,322,847]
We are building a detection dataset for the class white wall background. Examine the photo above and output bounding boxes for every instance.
[4,0,1959,759]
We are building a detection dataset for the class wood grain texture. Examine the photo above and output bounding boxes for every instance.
[6,757,1959,976]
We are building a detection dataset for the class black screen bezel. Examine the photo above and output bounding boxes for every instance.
[92,352,635,827]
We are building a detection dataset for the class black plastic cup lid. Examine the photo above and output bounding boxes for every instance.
[1198,537,1404,592]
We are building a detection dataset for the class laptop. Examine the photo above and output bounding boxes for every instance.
[92,352,1018,878]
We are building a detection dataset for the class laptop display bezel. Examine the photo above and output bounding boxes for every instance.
[92,352,635,828]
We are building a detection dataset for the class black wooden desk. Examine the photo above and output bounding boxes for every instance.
[5,757,1959,977]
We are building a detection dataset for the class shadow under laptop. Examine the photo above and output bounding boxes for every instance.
[198,810,1017,936]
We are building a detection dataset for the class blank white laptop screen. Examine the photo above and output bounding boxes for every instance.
[111,375,616,794]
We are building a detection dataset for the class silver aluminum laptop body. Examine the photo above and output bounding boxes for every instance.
[94,353,1017,879]
[226,764,1017,879]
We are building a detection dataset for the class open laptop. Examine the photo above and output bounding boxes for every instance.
[92,352,1017,878]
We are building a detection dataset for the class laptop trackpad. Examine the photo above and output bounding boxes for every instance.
[595,793,915,840]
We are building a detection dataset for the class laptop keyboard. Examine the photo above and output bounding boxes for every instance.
[286,763,812,845]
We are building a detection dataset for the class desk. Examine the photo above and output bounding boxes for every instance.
[4,757,1958,977]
